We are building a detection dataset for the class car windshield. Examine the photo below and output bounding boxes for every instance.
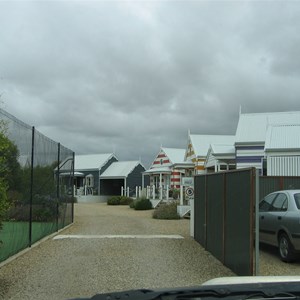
[294,193,300,209]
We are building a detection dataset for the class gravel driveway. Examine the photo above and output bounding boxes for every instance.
[1,203,300,300]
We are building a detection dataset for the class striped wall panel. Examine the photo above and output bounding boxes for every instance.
[152,151,172,167]
[171,170,181,189]
[236,145,264,170]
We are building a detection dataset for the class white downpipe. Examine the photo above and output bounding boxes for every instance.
[180,185,183,205]
[139,186,142,198]
[180,173,183,205]
[121,186,124,196]
[166,185,169,201]
[127,187,130,197]
[152,185,155,200]
[159,172,162,200]
[136,186,138,198]
[124,178,127,196]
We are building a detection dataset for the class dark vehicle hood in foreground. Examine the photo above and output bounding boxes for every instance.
[71,276,300,300]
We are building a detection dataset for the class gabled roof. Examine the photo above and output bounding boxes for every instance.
[100,161,144,178]
[189,134,235,157]
[235,111,300,144]
[162,148,186,164]
[205,143,236,169]
[265,124,300,151]
[75,153,116,171]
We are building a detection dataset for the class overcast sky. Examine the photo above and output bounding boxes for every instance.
[1,0,300,167]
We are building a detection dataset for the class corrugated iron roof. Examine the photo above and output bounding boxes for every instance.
[100,161,143,178]
[210,144,235,155]
[75,153,116,170]
[265,124,300,150]
[161,148,186,164]
[190,135,235,157]
[236,111,300,144]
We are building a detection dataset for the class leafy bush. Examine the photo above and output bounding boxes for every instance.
[0,178,9,231]
[0,131,21,232]
[6,195,59,222]
[153,201,180,219]
[129,199,137,209]
[107,196,133,206]
[134,197,152,210]
[171,189,180,200]
[119,196,133,205]
[107,196,121,205]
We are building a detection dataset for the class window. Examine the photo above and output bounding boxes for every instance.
[270,193,288,212]
[294,193,300,209]
[86,174,94,187]
[259,193,277,212]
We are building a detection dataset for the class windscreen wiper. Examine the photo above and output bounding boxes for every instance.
[71,282,300,300]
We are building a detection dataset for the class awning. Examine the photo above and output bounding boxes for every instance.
[143,167,172,175]
[60,172,85,177]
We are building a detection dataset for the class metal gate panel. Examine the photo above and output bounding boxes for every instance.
[194,168,256,276]
[194,176,206,246]
[206,173,224,262]
[224,169,255,275]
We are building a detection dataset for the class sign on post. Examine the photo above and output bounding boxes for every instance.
[182,177,194,202]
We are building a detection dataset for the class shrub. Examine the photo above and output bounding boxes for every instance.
[107,196,120,205]
[134,197,152,210]
[0,178,9,231]
[171,189,180,200]
[107,196,133,206]
[119,196,133,205]
[153,201,180,219]
[129,199,137,209]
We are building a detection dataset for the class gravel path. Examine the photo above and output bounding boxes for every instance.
[1,203,300,300]
[0,203,234,300]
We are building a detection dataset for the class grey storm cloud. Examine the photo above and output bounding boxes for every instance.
[1,0,300,167]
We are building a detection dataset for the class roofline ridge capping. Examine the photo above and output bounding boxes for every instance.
[241,110,300,117]
[98,153,118,169]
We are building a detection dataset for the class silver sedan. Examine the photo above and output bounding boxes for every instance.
[259,190,300,262]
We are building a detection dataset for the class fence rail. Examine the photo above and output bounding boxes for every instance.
[0,109,74,263]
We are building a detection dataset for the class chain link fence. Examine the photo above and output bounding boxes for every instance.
[0,109,74,263]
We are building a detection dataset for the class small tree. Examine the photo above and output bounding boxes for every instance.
[0,131,15,232]
[0,178,8,232]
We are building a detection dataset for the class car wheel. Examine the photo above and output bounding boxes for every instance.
[278,233,295,262]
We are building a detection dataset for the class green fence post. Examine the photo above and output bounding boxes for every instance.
[29,126,35,247]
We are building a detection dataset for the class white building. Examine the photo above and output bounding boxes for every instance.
[235,111,300,175]
[265,124,300,176]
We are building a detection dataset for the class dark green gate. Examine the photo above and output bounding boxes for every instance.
[194,168,256,276]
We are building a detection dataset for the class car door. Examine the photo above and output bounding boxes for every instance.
[260,193,288,246]
[259,193,278,245]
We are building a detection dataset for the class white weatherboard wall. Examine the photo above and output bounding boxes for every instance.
[267,156,300,176]
[236,146,265,170]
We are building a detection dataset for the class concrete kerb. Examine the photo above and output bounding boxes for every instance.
[0,223,73,269]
